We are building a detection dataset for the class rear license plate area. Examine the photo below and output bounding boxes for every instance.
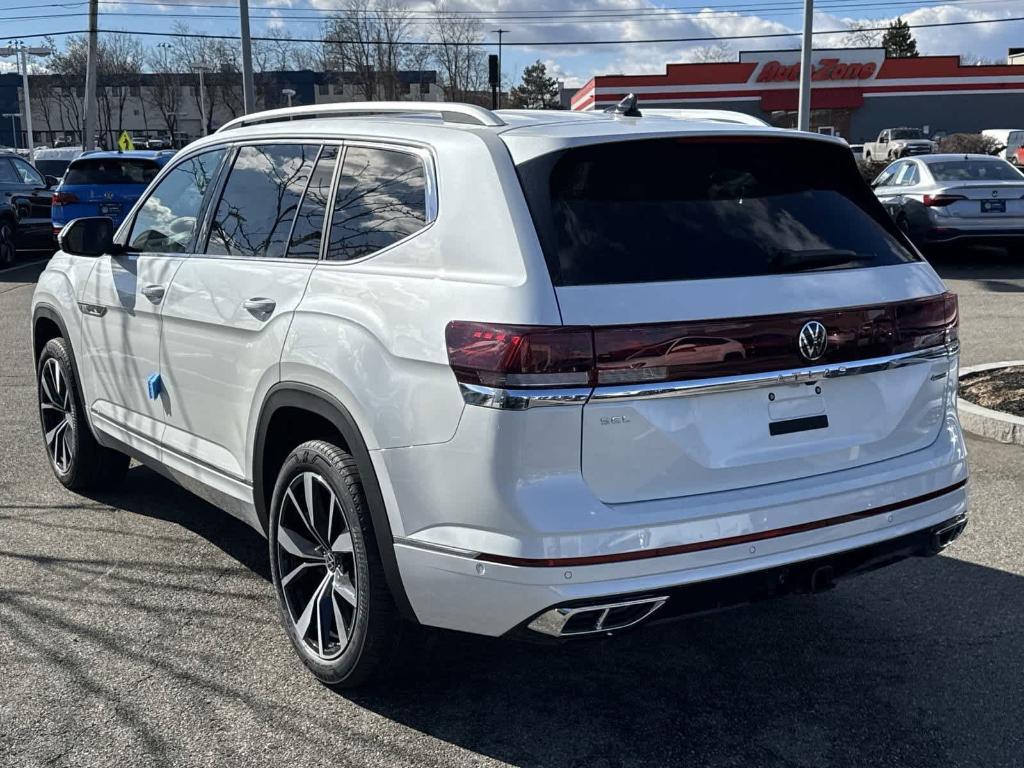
[100,203,121,216]
[767,383,828,436]
[769,414,829,436]
[981,200,1005,213]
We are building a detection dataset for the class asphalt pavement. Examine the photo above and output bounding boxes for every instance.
[1,254,1022,768]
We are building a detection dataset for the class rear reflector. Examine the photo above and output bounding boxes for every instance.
[923,194,966,207]
[446,293,959,391]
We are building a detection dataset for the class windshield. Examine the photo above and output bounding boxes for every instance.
[516,137,918,286]
[891,129,925,140]
[64,158,160,186]
[928,160,1023,182]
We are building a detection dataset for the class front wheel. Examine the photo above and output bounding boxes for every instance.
[268,440,407,689]
[0,220,15,265]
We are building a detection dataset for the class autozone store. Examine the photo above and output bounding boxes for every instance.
[571,48,1024,143]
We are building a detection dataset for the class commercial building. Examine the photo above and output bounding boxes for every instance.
[571,48,1024,142]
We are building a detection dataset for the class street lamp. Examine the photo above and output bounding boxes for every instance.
[0,40,51,154]
[190,64,212,137]
[281,88,295,108]
[2,113,19,149]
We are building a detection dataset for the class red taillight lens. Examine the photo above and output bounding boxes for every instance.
[923,194,966,207]
[896,292,958,350]
[51,191,79,205]
[445,322,594,388]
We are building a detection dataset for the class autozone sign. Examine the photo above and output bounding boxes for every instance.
[755,58,879,83]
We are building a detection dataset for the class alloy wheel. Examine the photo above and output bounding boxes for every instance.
[39,357,74,474]
[0,224,14,265]
[276,471,358,661]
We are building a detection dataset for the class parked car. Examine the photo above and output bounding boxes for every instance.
[981,128,1024,162]
[31,146,83,180]
[31,101,969,689]
[862,128,936,162]
[0,150,57,265]
[50,150,176,239]
[1016,145,1024,167]
[871,153,1024,249]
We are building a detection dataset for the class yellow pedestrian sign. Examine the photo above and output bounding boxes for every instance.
[117,131,134,152]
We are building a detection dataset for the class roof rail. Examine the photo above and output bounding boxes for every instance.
[216,101,506,133]
[641,108,769,127]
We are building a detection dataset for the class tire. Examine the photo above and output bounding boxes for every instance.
[268,439,407,689]
[37,337,130,490]
[0,220,15,266]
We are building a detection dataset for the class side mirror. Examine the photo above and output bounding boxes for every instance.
[58,217,115,257]
[44,175,59,188]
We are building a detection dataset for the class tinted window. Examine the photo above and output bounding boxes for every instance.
[11,158,44,186]
[873,163,901,187]
[65,158,160,185]
[128,149,225,253]
[891,129,924,140]
[35,160,71,177]
[518,138,917,286]
[897,164,919,186]
[928,160,1022,182]
[326,146,428,262]
[287,146,338,259]
[207,144,318,259]
[0,159,18,183]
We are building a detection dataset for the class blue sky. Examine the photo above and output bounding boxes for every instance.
[3,0,1023,86]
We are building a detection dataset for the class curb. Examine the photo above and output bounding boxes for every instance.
[957,361,1024,446]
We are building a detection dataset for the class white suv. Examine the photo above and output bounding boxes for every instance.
[31,101,969,688]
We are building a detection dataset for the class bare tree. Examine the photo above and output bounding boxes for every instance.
[145,43,183,140]
[322,0,413,100]
[430,2,488,103]
[844,21,883,48]
[688,41,733,63]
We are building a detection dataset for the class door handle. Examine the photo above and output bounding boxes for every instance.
[243,297,277,319]
[142,284,165,304]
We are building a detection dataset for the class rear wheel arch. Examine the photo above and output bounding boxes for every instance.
[253,383,417,621]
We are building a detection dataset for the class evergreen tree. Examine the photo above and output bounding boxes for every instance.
[882,18,919,58]
[509,60,561,110]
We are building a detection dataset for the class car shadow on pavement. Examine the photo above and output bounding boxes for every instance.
[56,468,1024,767]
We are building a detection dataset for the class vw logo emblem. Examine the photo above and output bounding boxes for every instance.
[798,320,828,361]
[992,190,999,198]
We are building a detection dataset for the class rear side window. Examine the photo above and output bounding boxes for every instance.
[207,144,318,259]
[928,160,1022,182]
[326,146,428,262]
[64,158,160,185]
[128,149,225,254]
[517,138,919,286]
[0,159,18,183]
[286,146,338,259]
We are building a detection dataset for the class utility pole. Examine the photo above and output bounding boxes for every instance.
[192,65,210,135]
[491,29,508,108]
[83,0,99,149]
[797,0,813,132]
[0,41,49,154]
[3,113,18,148]
[238,0,256,114]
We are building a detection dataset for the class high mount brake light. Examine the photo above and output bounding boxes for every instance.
[923,194,966,207]
[446,294,959,391]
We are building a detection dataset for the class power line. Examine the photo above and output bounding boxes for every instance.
[5,13,1024,46]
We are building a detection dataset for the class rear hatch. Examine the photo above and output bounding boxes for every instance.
[53,156,160,226]
[512,134,956,504]
[923,159,1024,224]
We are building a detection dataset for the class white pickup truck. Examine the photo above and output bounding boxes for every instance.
[862,128,936,162]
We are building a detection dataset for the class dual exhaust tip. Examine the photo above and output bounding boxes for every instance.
[527,596,669,638]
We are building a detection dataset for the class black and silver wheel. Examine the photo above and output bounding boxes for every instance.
[0,220,15,265]
[269,440,405,688]
[36,337,130,490]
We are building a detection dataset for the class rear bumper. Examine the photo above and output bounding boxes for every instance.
[393,476,969,637]
[922,226,1024,244]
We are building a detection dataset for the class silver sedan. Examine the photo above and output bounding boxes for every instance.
[871,154,1024,249]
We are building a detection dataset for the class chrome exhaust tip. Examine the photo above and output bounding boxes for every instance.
[527,596,669,638]
[930,515,968,554]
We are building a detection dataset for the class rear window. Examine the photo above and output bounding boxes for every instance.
[517,137,918,286]
[928,160,1022,182]
[64,158,160,185]
[35,160,71,177]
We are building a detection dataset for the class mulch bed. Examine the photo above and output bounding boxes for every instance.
[960,366,1024,418]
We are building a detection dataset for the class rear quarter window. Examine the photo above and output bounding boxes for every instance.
[928,160,1022,182]
[516,137,919,286]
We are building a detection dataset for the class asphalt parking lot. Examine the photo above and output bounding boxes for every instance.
[1,253,1023,768]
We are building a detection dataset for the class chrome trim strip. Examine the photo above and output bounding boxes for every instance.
[458,345,954,409]
[392,537,480,558]
[589,345,953,403]
[458,383,592,411]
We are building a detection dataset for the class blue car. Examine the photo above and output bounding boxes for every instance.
[51,150,176,238]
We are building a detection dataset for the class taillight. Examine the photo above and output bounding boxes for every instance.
[923,194,966,207]
[51,191,79,205]
[895,292,958,350]
[445,322,594,388]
